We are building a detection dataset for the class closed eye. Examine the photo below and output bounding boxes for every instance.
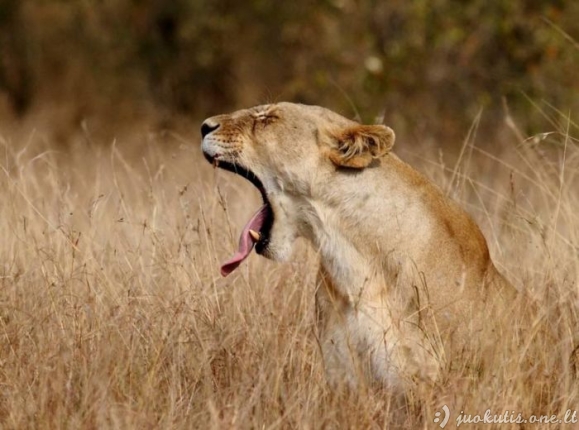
[252,112,279,132]
[260,114,278,125]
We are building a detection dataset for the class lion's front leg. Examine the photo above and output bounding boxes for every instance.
[315,266,403,389]
[315,285,363,388]
[315,266,437,390]
[315,266,364,388]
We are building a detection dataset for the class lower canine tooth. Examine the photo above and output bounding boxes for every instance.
[249,229,261,242]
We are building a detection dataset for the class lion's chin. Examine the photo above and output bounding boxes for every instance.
[257,243,293,263]
[255,217,298,263]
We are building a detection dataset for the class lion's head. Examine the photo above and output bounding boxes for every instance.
[201,102,395,275]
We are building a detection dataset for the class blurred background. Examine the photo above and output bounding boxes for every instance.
[0,0,577,146]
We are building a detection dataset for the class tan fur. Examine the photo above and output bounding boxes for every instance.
[201,102,519,390]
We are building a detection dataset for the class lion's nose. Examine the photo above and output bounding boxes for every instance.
[201,120,220,138]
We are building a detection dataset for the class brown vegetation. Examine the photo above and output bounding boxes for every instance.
[1,110,578,427]
[0,1,578,428]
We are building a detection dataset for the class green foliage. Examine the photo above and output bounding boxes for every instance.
[0,0,578,139]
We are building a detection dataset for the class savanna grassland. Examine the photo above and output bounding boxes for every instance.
[1,1,579,428]
[0,109,577,429]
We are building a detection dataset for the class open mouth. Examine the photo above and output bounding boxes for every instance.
[203,152,274,276]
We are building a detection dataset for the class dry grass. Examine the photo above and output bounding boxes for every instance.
[0,116,578,429]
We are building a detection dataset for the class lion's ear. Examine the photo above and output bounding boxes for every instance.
[327,124,395,169]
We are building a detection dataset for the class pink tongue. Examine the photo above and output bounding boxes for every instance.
[221,204,268,276]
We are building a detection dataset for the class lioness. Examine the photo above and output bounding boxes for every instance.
[201,102,517,390]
